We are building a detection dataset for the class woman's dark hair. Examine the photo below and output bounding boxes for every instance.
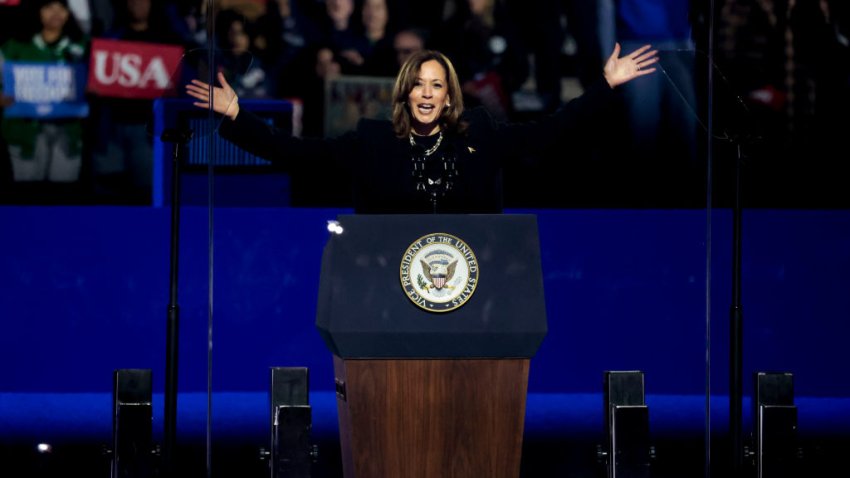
[392,50,465,138]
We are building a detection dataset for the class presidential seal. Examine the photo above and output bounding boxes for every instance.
[399,232,479,313]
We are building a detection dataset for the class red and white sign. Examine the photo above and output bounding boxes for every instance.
[87,39,183,99]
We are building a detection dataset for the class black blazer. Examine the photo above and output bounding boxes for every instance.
[218,80,615,213]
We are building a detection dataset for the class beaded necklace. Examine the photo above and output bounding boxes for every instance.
[410,131,457,212]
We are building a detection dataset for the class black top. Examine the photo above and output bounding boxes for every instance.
[218,79,615,213]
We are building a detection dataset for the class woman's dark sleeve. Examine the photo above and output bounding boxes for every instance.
[217,107,356,175]
[490,77,617,161]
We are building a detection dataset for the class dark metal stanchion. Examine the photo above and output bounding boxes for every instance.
[161,128,193,477]
[109,369,155,478]
[749,372,799,478]
[260,367,316,478]
[597,371,654,478]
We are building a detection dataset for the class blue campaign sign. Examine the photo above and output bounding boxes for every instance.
[2,61,89,118]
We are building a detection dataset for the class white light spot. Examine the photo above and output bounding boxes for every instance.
[326,220,344,235]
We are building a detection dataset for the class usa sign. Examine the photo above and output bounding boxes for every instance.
[88,38,183,99]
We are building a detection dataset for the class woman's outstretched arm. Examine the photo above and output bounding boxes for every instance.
[184,71,354,173]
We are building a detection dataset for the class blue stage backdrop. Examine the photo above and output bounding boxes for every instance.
[2,207,849,403]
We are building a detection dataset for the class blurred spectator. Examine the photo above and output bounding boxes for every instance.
[0,1,24,188]
[0,0,88,184]
[164,0,207,50]
[392,27,427,71]
[607,0,697,165]
[90,0,182,203]
[356,0,397,77]
[315,46,341,79]
[318,0,370,73]
[300,46,339,135]
[66,0,114,37]
[296,0,368,135]
[254,0,321,98]
[382,0,447,32]
[510,1,604,112]
[714,0,849,205]
[436,0,529,120]
[214,9,270,98]
[718,0,841,152]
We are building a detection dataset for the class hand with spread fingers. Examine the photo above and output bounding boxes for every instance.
[185,71,241,120]
[603,43,660,88]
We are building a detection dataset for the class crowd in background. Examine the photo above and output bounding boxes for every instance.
[0,0,848,207]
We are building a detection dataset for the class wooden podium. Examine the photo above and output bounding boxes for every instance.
[316,215,548,478]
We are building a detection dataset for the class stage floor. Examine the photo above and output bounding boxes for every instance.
[2,392,847,477]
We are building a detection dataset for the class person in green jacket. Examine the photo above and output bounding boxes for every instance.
[0,0,87,183]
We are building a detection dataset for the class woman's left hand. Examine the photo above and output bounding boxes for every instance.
[185,72,240,120]
[603,43,659,88]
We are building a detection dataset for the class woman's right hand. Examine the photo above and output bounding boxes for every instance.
[185,71,240,120]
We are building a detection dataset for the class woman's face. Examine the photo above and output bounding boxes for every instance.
[407,60,450,135]
[40,2,69,31]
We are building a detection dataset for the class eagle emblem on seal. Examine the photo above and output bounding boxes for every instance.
[421,251,458,290]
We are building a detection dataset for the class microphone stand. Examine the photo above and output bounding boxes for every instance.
[719,127,757,478]
[160,127,193,477]
[713,70,758,478]
[715,102,755,478]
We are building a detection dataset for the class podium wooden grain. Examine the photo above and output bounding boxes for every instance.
[333,356,530,478]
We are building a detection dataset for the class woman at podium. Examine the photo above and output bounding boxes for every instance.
[185,45,657,213]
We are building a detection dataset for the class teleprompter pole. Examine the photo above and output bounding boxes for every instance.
[161,127,193,477]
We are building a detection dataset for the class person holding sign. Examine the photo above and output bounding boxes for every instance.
[89,0,183,203]
[186,45,658,213]
[0,0,87,183]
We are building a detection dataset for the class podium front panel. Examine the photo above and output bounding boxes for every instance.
[315,214,548,358]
